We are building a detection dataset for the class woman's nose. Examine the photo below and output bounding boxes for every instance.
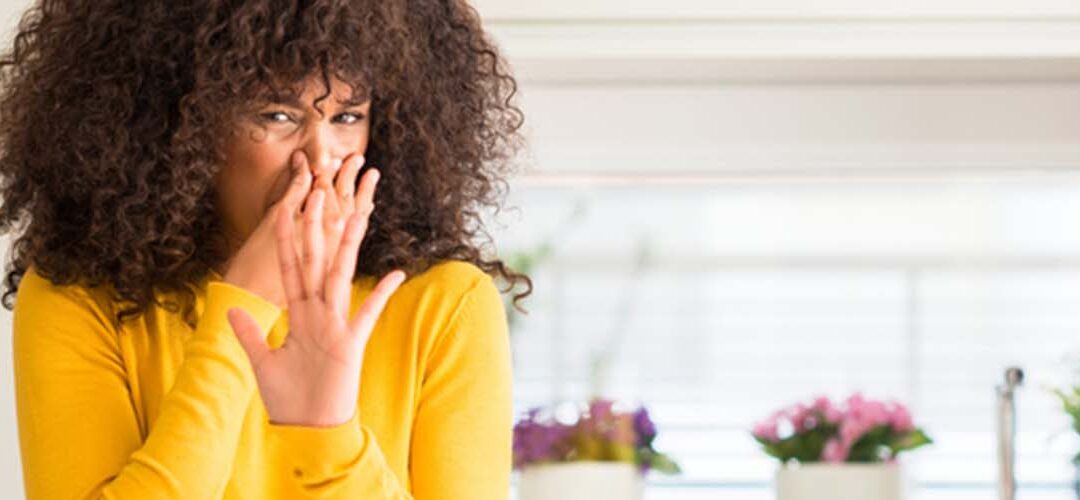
[310,157,341,182]
[300,134,343,179]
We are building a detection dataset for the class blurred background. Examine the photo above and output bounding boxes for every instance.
[471,0,1080,499]
[1,0,1080,499]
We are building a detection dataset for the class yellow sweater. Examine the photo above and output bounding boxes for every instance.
[12,259,512,499]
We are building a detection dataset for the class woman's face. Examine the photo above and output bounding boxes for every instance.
[216,76,372,245]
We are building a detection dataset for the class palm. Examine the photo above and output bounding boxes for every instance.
[284,299,358,368]
[253,299,360,426]
[227,167,405,427]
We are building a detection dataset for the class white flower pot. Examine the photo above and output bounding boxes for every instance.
[518,461,644,500]
[776,463,906,500]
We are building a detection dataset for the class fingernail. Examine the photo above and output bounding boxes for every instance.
[355,155,365,168]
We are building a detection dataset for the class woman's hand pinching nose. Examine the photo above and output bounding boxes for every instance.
[226,150,401,427]
[313,153,372,285]
[221,151,313,308]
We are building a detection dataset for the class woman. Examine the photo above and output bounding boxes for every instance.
[1,0,531,498]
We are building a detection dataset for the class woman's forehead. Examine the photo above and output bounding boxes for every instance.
[257,74,372,107]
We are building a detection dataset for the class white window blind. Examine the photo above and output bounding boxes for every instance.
[496,181,1080,499]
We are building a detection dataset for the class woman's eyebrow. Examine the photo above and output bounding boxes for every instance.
[266,95,370,108]
[337,96,370,107]
[266,95,303,108]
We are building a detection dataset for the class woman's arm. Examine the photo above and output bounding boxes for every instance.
[409,272,514,499]
[263,272,513,499]
[13,269,282,499]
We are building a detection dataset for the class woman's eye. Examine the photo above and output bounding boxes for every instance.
[259,111,292,123]
[334,112,366,125]
[258,111,365,125]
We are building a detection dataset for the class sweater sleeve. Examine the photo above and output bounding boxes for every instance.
[13,270,282,499]
[265,273,513,499]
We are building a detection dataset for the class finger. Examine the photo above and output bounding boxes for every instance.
[320,169,344,235]
[280,151,313,210]
[351,168,379,229]
[326,212,369,314]
[335,155,365,211]
[348,270,407,340]
[302,188,326,298]
[228,307,271,371]
[316,159,336,189]
[315,172,342,233]
[275,204,305,304]
[273,153,313,272]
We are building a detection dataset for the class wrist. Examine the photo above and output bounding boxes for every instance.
[222,273,285,309]
[268,407,358,428]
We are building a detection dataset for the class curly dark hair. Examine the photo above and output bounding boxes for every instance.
[0,0,533,327]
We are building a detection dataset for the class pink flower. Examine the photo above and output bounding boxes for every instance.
[887,403,915,433]
[753,393,929,465]
[589,398,615,421]
[839,418,872,445]
[822,438,849,463]
[813,396,843,424]
[868,406,888,426]
[752,416,780,442]
[845,393,890,428]
[846,393,866,410]
[789,403,814,433]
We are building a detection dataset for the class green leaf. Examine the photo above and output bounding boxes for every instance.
[847,425,892,462]
[648,453,682,474]
[887,428,933,455]
[753,425,836,463]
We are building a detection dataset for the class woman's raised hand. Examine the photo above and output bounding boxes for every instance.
[222,151,373,309]
[221,153,313,308]
[226,153,406,427]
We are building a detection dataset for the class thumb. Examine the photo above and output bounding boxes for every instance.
[227,307,271,371]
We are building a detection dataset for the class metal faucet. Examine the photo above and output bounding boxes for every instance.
[996,366,1024,500]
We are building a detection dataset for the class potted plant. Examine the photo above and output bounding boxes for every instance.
[752,393,933,500]
[513,397,681,500]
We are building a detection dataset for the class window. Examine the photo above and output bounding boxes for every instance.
[498,180,1080,498]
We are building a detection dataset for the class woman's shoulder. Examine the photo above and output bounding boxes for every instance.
[407,259,492,290]
[380,259,504,328]
[17,266,114,312]
[13,265,119,337]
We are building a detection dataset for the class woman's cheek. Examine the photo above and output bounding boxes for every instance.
[225,145,291,224]
[262,165,295,213]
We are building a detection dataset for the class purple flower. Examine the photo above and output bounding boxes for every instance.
[512,409,574,469]
[512,399,679,474]
[589,398,615,421]
[633,407,657,446]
